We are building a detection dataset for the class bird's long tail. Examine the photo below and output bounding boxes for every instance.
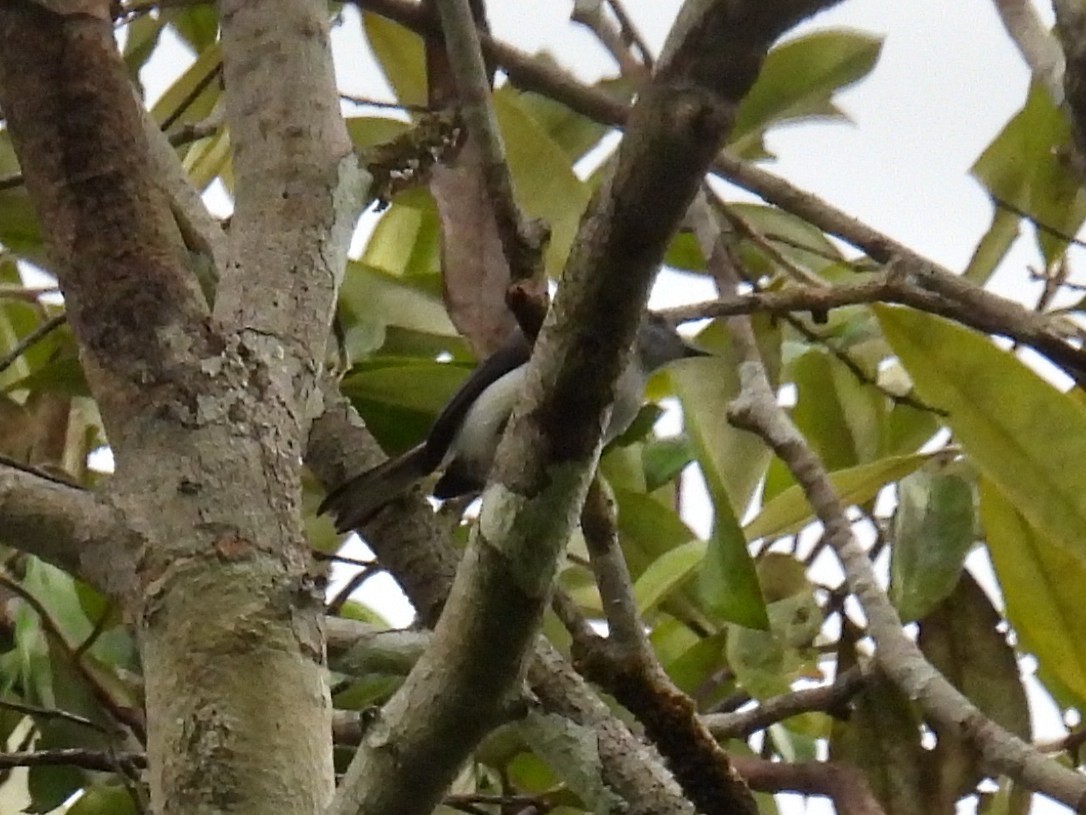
[318,443,431,532]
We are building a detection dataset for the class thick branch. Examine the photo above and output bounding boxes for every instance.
[330,4,840,815]
[216,0,364,357]
[0,462,133,598]
[0,0,212,443]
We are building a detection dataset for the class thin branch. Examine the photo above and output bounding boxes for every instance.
[992,195,1086,250]
[0,312,66,377]
[710,154,1086,383]
[703,665,867,740]
[0,697,111,734]
[570,0,650,80]
[730,755,888,815]
[434,0,522,262]
[579,478,649,652]
[572,475,758,815]
[340,92,432,113]
[0,748,145,772]
[722,286,1086,812]
[605,0,654,68]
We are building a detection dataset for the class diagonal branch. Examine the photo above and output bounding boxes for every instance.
[0,461,133,598]
[714,264,1086,812]
[329,4,842,815]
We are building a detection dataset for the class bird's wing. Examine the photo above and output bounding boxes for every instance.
[423,330,532,467]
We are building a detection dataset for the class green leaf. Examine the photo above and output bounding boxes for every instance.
[730,31,882,158]
[0,132,46,266]
[122,14,165,80]
[339,261,457,337]
[164,5,220,53]
[972,82,1086,264]
[790,349,860,471]
[513,88,610,161]
[341,362,469,453]
[150,43,221,130]
[979,478,1086,703]
[699,482,768,629]
[878,305,1086,564]
[66,784,137,815]
[674,319,774,513]
[890,468,977,622]
[633,540,706,614]
[362,189,441,278]
[963,206,1020,285]
[493,87,589,276]
[831,629,928,815]
[745,452,934,541]
[345,117,411,150]
[732,203,845,281]
[725,557,824,734]
[362,12,427,108]
[641,436,695,493]
[342,362,468,416]
[614,487,698,574]
[182,128,231,193]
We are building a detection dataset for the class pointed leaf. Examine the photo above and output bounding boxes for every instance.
[731,31,882,158]
[890,468,977,621]
[745,452,934,541]
[362,12,427,108]
[979,478,1086,702]
[878,305,1086,564]
[972,82,1086,263]
[633,540,706,614]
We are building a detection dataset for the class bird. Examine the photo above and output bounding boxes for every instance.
[319,312,709,532]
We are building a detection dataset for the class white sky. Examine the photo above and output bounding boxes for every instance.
[136,3,1076,812]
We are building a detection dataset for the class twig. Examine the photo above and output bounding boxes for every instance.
[0,697,111,734]
[707,155,1086,383]
[339,92,432,113]
[703,665,867,740]
[0,747,145,772]
[992,195,1086,250]
[604,0,653,68]
[730,755,887,815]
[580,478,648,652]
[326,561,381,615]
[570,0,649,80]
[0,312,66,377]
[714,200,829,288]
[571,480,759,815]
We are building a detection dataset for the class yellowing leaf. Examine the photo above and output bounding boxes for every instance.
[745,452,934,541]
[878,306,1086,563]
[980,478,1086,702]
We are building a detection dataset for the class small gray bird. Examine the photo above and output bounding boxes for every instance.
[320,313,708,531]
